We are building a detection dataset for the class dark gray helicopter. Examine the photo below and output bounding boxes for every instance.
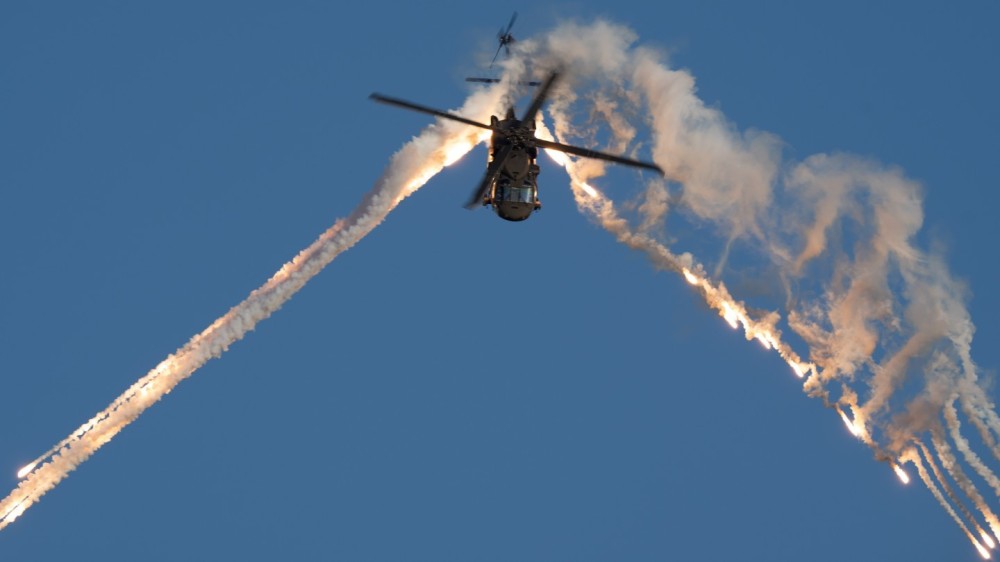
[493,12,519,67]
[466,12,541,87]
[370,72,664,222]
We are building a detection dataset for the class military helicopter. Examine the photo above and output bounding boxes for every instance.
[466,12,541,87]
[370,72,664,222]
[492,12,519,67]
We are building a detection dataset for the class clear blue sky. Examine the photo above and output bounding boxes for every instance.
[2,2,998,560]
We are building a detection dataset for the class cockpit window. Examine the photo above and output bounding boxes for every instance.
[496,184,535,203]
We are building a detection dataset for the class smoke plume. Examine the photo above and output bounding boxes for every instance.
[0,84,508,531]
[508,19,1000,557]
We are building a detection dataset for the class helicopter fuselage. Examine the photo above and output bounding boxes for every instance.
[483,118,541,221]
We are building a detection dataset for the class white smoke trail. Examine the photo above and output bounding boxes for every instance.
[961,398,1000,463]
[981,409,1000,455]
[906,446,990,558]
[511,18,1000,556]
[949,398,1000,498]
[961,393,1000,465]
[542,127,995,555]
[0,86,505,530]
[535,118,816,397]
[927,435,999,547]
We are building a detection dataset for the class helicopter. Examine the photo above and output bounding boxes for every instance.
[466,12,541,87]
[370,71,664,222]
[493,12,519,67]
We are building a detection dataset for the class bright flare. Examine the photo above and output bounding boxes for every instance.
[982,532,997,550]
[444,131,490,166]
[543,148,570,167]
[3,502,27,525]
[682,269,699,285]
[755,333,772,350]
[977,540,991,559]
[721,302,739,329]
[16,463,36,480]
[443,145,467,166]
[893,464,911,485]
[839,409,861,438]
[789,362,806,378]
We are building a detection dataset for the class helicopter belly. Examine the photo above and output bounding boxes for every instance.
[495,201,534,221]
[504,150,532,182]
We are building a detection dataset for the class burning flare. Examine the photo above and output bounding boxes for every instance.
[682,269,699,285]
[3,502,28,526]
[16,463,36,480]
[893,463,911,485]
[838,408,862,438]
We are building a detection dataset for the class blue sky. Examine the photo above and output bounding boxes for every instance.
[2,2,999,560]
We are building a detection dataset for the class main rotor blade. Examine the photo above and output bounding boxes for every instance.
[466,143,512,209]
[504,12,518,36]
[490,42,504,66]
[369,93,494,131]
[519,71,560,127]
[535,138,665,175]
